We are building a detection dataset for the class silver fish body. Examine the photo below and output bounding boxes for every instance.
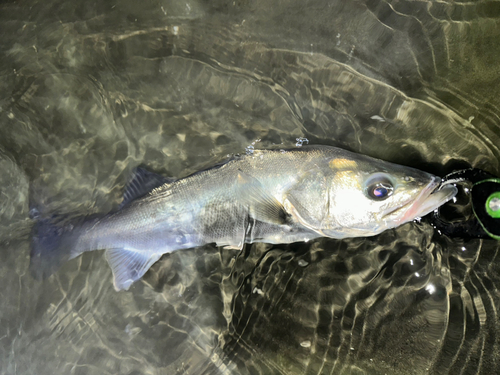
[31,145,457,290]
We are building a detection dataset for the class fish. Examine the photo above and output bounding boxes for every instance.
[30,145,457,291]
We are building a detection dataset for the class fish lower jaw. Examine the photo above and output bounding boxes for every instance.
[397,183,458,225]
[380,199,414,223]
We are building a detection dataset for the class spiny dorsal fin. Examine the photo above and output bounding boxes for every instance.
[236,170,290,225]
[120,167,175,209]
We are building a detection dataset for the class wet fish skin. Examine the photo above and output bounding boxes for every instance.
[30,145,457,291]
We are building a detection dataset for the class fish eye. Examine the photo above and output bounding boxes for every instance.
[365,174,394,201]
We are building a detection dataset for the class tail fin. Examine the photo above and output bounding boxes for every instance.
[30,218,75,280]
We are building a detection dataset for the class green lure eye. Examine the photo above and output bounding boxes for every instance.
[486,192,500,218]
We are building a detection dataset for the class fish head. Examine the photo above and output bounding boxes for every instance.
[322,155,458,238]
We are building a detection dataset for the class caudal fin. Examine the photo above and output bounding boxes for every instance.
[30,218,163,291]
[30,218,75,280]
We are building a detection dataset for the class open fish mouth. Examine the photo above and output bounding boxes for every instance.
[383,177,458,224]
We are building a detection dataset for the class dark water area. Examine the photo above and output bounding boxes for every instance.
[1,0,500,374]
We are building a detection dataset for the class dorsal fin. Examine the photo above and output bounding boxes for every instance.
[120,167,175,209]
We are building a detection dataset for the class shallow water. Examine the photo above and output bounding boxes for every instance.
[1,0,500,374]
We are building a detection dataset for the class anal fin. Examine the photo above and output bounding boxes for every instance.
[105,248,162,291]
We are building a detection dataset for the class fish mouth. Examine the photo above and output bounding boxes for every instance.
[383,177,458,224]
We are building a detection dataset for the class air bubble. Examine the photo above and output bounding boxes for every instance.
[252,287,264,295]
[245,139,261,155]
[298,259,309,267]
[295,137,309,147]
[300,340,311,348]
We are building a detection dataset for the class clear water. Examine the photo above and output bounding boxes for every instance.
[1,0,500,374]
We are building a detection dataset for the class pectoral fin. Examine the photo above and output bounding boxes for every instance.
[284,194,323,233]
[283,170,328,233]
[105,248,162,291]
[236,170,290,225]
